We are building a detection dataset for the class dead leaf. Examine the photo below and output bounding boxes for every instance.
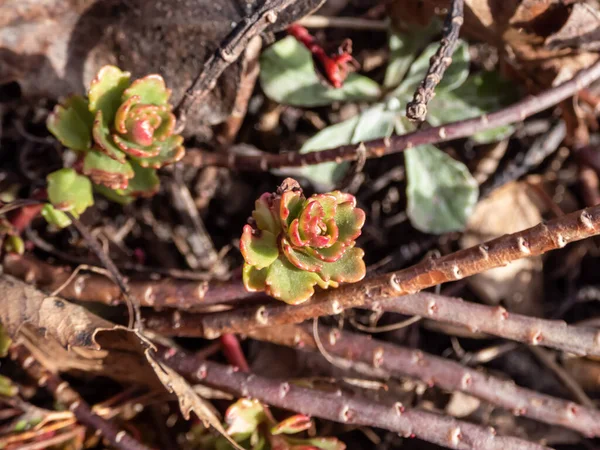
[460,182,544,315]
[546,3,600,51]
[145,350,245,450]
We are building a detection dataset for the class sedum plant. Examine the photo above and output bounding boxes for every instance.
[44,65,184,226]
[241,178,366,304]
[193,398,345,450]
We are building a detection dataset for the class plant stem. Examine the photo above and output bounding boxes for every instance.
[145,205,600,357]
[406,0,464,121]
[10,345,151,450]
[183,58,600,170]
[158,350,550,450]
[247,323,600,437]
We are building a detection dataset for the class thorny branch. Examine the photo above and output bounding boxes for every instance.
[174,0,298,130]
[406,0,464,122]
[10,345,151,450]
[183,58,600,170]
[159,351,550,450]
[247,323,600,437]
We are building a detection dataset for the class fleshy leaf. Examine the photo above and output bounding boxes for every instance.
[271,415,312,435]
[253,193,280,235]
[243,264,268,292]
[122,163,160,198]
[308,241,347,262]
[83,150,134,190]
[260,36,381,107]
[88,65,131,120]
[47,168,94,215]
[112,133,160,159]
[405,145,479,234]
[240,225,279,269]
[318,247,366,283]
[47,95,94,151]
[334,203,365,243]
[225,399,266,437]
[281,238,322,272]
[279,190,304,227]
[123,74,171,106]
[265,256,327,304]
[130,134,185,169]
[41,204,72,228]
[92,110,127,162]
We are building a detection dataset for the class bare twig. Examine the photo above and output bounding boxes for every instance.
[2,253,261,311]
[297,15,388,31]
[10,345,151,450]
[145,205,600,358]
[183,58,600,170]
[247,323,600,437]
[159,351,549,450]
[405,0,464,121]
[174,0,297,130]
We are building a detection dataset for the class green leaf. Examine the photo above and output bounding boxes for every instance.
[427,71,518,143]
[243,264,268,292]
[83,150,134,190]
[393,40,469,101]
[240,225,279,269]
[88,65,131,121]
[279,104,397,191]
[41,204,72,228]
[271,415,312,435]
[47,95,94,151]
[225,399,266,438]
[123,74,171,105]
[129,134,185,169]
[384,23,440,89]
[405,145,478,234]
[123,163,160,197]
[47,168,94,216]
[265,256,326,304]
[260,36,381,107]
[318,247,366,283]
[92,110,127,162]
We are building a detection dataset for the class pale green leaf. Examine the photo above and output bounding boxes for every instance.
[47,168,94,216]
[405,145,478,234]
[260,36,381,107]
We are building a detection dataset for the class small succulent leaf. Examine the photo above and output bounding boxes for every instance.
[4,235,25,255]
[281,238,322,272]
[334,202,365,243]
[112,134,160,159]
[265,256,326,304]
[240,225,279,269]
[93,184,134,205]
[243,264,268,292]
[427,71,518,144]
[92,110,127,162]
[83,150,134,190]
[298,200,325,241]
[405,144,479,234]
[154,110,177,141]
[288,219,308,247]
[280,104,396,191]
[308,241,347,262]
[122,163,160,198]
[279,190,304,227]
[311,194,337,218]
[225,399,266,437]
[384,21,440,89]
[318,247,366,283]
[271,415,312,435]
[252,193,280,234]
[123,74,171,106]
[47,168,94,215]
[47,95,93,151]
[393,40,469,101]
[260,36,381,107]
[293,437,346,450]
[0,374,17,397]
[41,204,72,228]
[129,134,185,169]
[88,65,131,120]
[0,323,12,358]
[329,191,356,206]
[114,95,139,133]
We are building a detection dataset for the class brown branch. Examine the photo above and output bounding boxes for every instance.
[145,205,600,357]
[406,0,464,122]
[183,58,600,170]
[247,323,600,437]
[2,253,262,311]
[174,0,297,130]
[159,350,550,450]
[10,345,151,450]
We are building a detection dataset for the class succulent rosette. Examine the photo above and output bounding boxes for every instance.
[47,65,184,197]
[241,178,366,304]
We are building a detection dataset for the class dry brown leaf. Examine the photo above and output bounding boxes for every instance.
[546,2,600,51]
[460,182,544,315]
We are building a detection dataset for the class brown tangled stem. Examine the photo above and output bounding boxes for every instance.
[174,0,298,130]
[158,349,550,450]
[183,58,600,171]
[144,205,600,357]
[247,323,600,437]
[405,0,464,121]
[2,253,262,311]
[10,344,151,450]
